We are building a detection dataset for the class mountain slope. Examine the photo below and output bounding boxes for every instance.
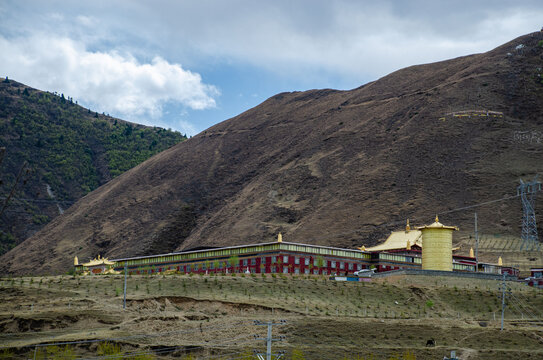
[0,80,186,254]
[2,32,543,275]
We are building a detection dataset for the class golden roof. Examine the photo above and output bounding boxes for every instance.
[364,229,423,252]
[81,256,115,267]
[416,215,459,231]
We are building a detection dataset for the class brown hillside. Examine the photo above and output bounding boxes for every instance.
[2,32,543,275]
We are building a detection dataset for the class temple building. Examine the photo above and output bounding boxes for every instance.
[74,219,516,277]
[76,255,118,275]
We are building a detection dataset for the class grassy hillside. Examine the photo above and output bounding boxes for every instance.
[0,78,186,254]
[0,273,542,359]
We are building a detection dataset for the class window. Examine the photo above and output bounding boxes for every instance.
[305,258,310,265]
[294,268,300,274]
[261,257,266,264]
[340,262,345,269]
[272,266,277,273]
[304,268,310,274]
[313,269,319,275]
[283,255,289,263]
[210,262,214,269]
[243,259,248,266]
[251,258,256,266]
[357,264,362,270]
[295,257,300,265]
[331,261,336,268]
[348,263,353,270]
[283,267,289,274]
[272,256,277,263]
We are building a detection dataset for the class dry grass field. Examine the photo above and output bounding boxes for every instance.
[1,273,542,359]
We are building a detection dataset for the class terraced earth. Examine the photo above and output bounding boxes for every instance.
[0,273,542,359]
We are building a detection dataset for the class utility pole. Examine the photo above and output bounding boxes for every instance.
[474,212,479,272]
[254,320,286,360]
[123,262,128,310]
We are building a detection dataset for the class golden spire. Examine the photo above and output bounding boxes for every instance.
[405,219,411,232]
[406,240,411,250]
[74,256,79,266]
[469,247,474,258]
[277,233,282,243]
[435,214,439,223]
[498,256,503,266]
[358,245,366,251]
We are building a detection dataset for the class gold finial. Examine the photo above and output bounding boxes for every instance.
[469,247,474,258]
[277,233,282,243]
[498,256,503,266]
[358,245,366,251]
[74,256,79,266]
[406,240,411,250]
[406,219,411,231]
[435,214,439,223]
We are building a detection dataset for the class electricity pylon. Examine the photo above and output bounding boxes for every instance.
[517,176,541,251]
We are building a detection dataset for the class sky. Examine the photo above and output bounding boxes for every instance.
[1,1,542,136]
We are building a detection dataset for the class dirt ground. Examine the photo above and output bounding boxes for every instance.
[0,273,542,359]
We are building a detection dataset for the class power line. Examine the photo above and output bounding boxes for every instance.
[294,192,530,245]
[514,291,543,318]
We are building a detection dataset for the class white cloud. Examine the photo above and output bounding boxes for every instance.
[98,1,542,81]
[0,34,218,124]
[75,15,96,27]
[2,0,543,133]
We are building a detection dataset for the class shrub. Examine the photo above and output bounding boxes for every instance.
[292,348,306,360]
[97,342,122,356]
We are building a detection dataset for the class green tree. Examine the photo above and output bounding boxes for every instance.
[316,256,325,269]
[228,255,239,272]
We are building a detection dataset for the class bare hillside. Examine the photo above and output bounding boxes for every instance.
[2,32,543,275]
